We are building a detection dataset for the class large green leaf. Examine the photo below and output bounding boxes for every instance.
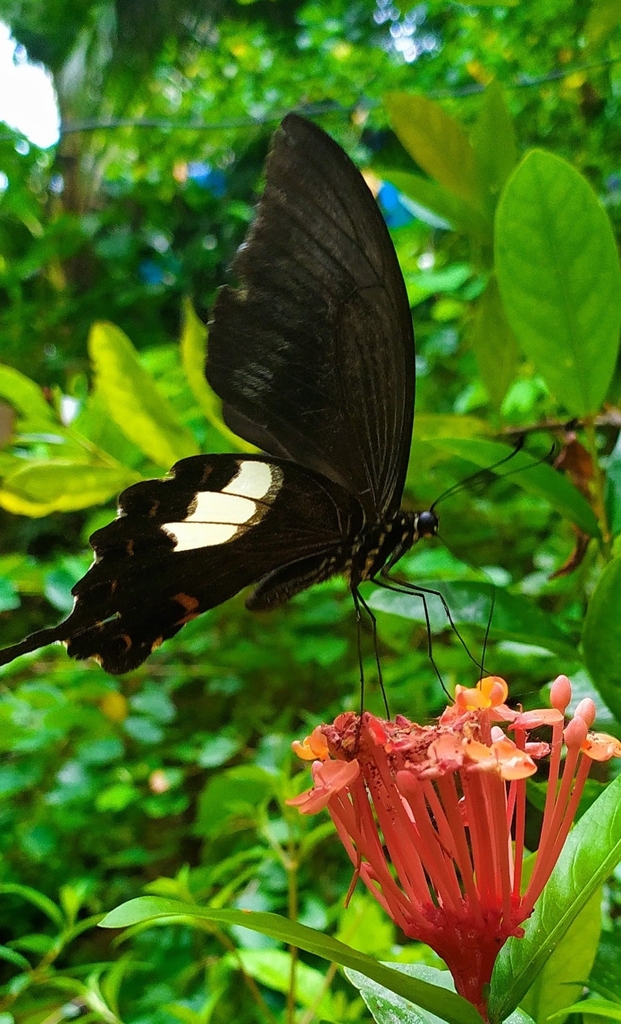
[369,579,575,657]
[88,321,199,468]
[469,278,520,409]
[346,965,536,1024]
[582,556,621,718]
[385,93,485,211]
[495,150,621,417]
[427,438,600,537]
[488,776,621,1021]
[179,298,255,453]
[345,963,460,1024]
[0,461,138,516]
[471,80,517,211]
[100,898,483,1024]
[518,888,602,1024]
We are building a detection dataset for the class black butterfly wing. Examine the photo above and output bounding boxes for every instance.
[207,113,415,520]
[0,455,362,674]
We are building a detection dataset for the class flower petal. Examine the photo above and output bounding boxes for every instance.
[455,676,508,711]
[581,731,621,761]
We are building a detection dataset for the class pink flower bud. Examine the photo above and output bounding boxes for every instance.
[550,674,572,713]
[574,698,596,727]
[564,715,588,748]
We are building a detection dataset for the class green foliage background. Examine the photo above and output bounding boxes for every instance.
[1,0,621,1021]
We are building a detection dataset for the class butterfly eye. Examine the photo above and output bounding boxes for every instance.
[417,511,439,537]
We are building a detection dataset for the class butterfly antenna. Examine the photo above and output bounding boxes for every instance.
[0,623,71,667]
[480,586,496,680]
[430,436,526,512]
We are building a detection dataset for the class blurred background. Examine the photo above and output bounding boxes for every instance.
[0,0,621,1021]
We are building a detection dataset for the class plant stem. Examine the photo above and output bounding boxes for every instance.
[584,416,612,556]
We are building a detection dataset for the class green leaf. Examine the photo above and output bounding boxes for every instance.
[471,80,517,209]
[194,765,276,839]
[495,150,621,416]
[179,298,255,453]
[584,0,621,48]
[427,438,600,537]
[469,277,520,409]
[88,321,199,467]
[345,962,457,1024]
[582,556,621,717]
[0,883,64,927]
[0,363,57,427]
[377,170,491,242]
[489,775,621,1021]
[411,414,490,442]
[385,93,486,211]
[0,944,31,970]
[0,460,137,515]
[99,898,484,1024]
[369,579,575,657]
[336,893,394,958]
[0,577,19,612]
[235,948,338,1019]
[548,997,621,1020]
[519,888,602,1024]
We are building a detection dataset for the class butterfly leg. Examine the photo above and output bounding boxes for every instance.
[351,587,366,718]
[352,586,389,717]
[412,586,451,699]
[377,573,485,678]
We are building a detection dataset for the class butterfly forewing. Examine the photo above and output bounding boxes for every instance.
[0,114,419,674]
[207,113,414,519]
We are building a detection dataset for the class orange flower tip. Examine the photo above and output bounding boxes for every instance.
[564,715,588,749]
[292,726,329,761]
[581,731,621,761]
[287,757,361,812]
[574,697,596,728]
[550,674,572,712]
[500,754,537,780]
[455,675,508,711]
[513,708,564,729]
[465,735,537,778]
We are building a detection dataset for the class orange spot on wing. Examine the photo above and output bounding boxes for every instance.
[173,592,200,624]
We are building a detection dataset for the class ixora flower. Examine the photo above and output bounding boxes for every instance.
[288,675,621,1019]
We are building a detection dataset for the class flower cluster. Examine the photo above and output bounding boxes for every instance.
[289,676,621,1017]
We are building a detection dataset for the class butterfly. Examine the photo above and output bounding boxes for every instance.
[0,113,438,675]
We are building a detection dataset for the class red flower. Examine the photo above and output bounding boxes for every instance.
[288,675,621,1020]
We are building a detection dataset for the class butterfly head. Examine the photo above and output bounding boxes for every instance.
[416,509,439,539]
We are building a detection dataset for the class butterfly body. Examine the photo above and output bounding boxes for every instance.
[0,113,438,676]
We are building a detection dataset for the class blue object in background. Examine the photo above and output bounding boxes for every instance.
[187,162,227,197]
[139,260,166,285]
[378,181,415,228]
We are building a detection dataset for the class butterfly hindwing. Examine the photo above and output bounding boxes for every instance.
[207,113,414,519]
[0,455,362,674]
